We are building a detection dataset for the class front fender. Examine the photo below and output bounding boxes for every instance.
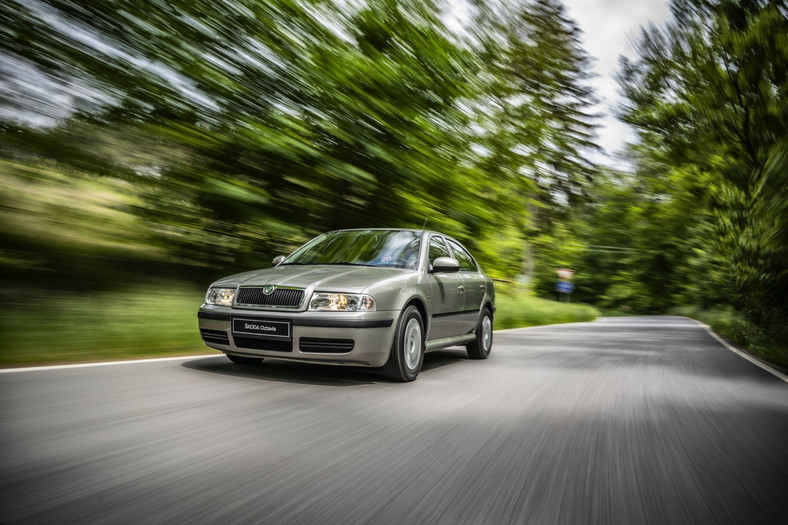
[363,272,431,315]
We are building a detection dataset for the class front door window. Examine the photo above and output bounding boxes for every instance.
[427,235,465,340]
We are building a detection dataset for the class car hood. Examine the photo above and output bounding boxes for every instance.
[212,265,414,293]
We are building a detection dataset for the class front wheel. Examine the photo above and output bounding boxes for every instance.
[466,308,493,359]
[382,305,425,382]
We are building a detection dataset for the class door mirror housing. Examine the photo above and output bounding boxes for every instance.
[272,255,286,266]
[430,257,460,273]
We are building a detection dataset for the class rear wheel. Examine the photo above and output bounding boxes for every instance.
[382,305,424,382]
[466,308,493,359]
[227,354,263,366]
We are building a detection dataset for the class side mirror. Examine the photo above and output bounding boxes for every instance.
[272,255,286,266]
[430,257,460,273]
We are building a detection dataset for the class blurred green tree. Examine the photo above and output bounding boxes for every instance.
[1,0,605,284]
[618,0,788,340]
[467,0,601,280]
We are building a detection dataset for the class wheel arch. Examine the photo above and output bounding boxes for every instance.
[483,300,495,319]
[404,296,429,334]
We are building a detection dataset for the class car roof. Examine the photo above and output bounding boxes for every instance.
[325,229,469,244]
[327,228,443,235]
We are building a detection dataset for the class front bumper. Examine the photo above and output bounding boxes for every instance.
[197,305,397,367]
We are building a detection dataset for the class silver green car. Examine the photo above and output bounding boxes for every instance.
[197,229,495,381]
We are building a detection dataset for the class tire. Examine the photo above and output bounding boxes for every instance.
[382,305,425,382]
[227,354,263,366]
[466,308,493,359]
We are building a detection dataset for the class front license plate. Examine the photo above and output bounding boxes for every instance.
[232,318,291,338]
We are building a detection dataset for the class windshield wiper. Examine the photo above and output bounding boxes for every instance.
[281,262,377,267]
[320,262,377,267]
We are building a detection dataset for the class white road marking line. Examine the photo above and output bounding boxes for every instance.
[586,323,701,328]
[0,354,215,374]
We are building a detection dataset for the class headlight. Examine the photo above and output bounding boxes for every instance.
[205,288,236,306]
[309,293,375,311]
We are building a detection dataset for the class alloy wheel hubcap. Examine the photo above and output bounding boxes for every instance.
[482,316,492,352]
[404,318,422,370]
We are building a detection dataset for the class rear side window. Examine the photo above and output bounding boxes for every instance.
[429,236,451,262]
[446,239,477,272]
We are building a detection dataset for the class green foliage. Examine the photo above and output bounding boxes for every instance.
[552,168,701,313]
[472,0,599,206]
[1,0,602,285]
[615,0,788,352]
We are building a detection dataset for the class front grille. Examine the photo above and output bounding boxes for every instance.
[200,329,229,345]
[236,287,304,308]
[233,336,293,352]
[299,337,355,354]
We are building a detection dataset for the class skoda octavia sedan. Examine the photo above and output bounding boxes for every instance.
[197,229,495,381]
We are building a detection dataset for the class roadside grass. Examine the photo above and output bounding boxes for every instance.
[493,293,599,330]
[669,305,788,368]
[1,283,598,366]
[598,308,640,317]
[0,284,207,365]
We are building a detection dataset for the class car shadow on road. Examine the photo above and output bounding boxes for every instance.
[422,348,472,372]
[182,349,468,386]
[182,356,380,386]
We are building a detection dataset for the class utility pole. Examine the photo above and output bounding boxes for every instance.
[520,198,536,294]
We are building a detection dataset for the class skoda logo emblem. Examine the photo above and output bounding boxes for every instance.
[262,285,275,295]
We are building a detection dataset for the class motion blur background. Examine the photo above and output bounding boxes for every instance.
[1,0,786,365]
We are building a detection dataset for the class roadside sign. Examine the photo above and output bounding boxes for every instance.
[556,281,575,293]
[555,268,575,280]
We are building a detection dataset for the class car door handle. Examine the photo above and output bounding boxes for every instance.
[457,285,464,292]
[479,285,485,289]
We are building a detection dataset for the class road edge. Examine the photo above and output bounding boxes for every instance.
[494,319,600,333]
[498,316,787,383]
[684,317,788,383]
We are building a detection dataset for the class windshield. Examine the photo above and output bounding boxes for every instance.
[282,230,422,269]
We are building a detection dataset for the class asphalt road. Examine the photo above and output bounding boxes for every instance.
[1,316,787,524]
